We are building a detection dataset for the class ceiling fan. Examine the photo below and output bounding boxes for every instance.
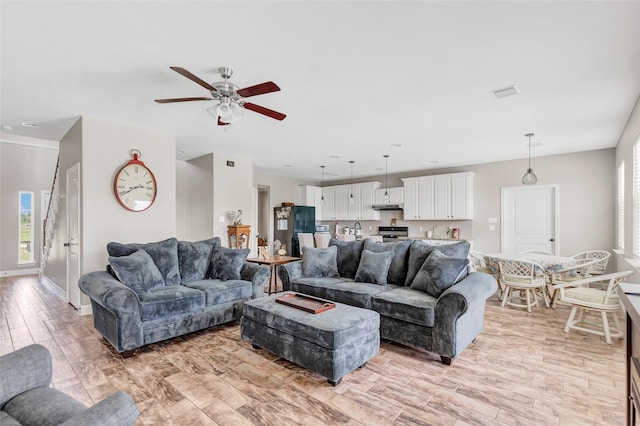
[155,66,286,125]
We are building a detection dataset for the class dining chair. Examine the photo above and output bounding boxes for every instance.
[519,250,553,256]
[571,250,611,275]
[314,232,331,249]
[548,257,602,307]
[367,235,383,242]
[469,251,502,297]
[553,270,633,344]
[297,233,315,257]
[497,259,549,312]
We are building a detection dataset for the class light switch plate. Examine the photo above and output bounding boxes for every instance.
[219,216,225,223]
[488,217,498,224]
[489,224,496,231]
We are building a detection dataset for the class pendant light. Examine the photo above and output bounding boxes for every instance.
[383,154,390,204]
[349,160,355,205]
[320,165,325,206]
[522,133,537,185]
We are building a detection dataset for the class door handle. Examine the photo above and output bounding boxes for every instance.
[63,242,70,247]
[549,238,555,242]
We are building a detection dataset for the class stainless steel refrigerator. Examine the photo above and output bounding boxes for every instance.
[274,205,315,257]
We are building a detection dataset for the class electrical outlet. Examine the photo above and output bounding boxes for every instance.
[489,224,496,231]
[219,216,225,223]
[419,226,423,232]
[368,226,372,231]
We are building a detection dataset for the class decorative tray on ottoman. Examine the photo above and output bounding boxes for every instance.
[275,293,336,314]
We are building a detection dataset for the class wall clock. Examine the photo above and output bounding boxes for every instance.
[113,149,157,212]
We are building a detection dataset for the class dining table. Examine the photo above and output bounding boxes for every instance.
[485,252,577,275]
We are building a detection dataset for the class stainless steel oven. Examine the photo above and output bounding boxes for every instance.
[377,226,409,243]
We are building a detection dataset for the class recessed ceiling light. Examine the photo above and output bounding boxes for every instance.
[491,85,518,99]
[284,164,293,167]
[176,150,185,154]
[2,124,13,131]
[375,167,383,171]
[21,122,39,128]
[429,160,440,164]
[330,155,340,159]
[391,144,402,148]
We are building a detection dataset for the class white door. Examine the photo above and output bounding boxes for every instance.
[66,164,81,309]
[501,185,559,254]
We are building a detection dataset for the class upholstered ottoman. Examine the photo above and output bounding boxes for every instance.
[241,293,380,385]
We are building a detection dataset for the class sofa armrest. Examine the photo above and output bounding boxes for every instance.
[278,261,302,292]
[0,344,52,407]
[241,262,270,299]
[60,391,139,426]
[78,271,144,352]
[432,272,498,359]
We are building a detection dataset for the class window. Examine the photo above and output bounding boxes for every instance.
[18,191,34,264]
[618,162,625,250]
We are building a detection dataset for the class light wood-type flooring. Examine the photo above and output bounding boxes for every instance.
[0,275,626,425]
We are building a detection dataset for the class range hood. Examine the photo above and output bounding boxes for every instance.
[372,203,403,211]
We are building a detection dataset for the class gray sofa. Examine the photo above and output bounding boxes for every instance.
[0,344,138,425]
[279,238,497,365]
[80,237,269,356]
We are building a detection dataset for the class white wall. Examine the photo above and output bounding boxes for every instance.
[0,140,59,274]
[81,117,176,274]
[176,154,214,241]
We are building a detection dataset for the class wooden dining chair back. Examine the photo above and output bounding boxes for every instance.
[314,232,331,249]
[571,250,611,275]
[297,233,315,257]
[469,251,502,297]
[554,270,633,344]
[519,250,553,256]
[497,259,549,312]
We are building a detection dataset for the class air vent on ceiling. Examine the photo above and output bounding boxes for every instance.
[491,85,517,99]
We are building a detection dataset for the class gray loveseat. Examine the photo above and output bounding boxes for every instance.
[279,238,497,365]
[80,237,269,356]
[0,344,138,425]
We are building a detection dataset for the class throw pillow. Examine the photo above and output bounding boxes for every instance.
[328,238,365,278]
[302,246,340,278]
[107,237,181,286]
[404,240,471,286]
[354,249,394,285]
[410,250,469,298]
[208,246,250,281]
[178,237,220,283]
[109,249,165,295]
[363,239,412,285]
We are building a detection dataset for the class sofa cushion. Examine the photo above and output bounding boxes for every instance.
[354,249,394,285]
[0,411,20,426]
[182,279,252,305]
[108,249,165,295]
[208,246,249,281]
[372,287,437,327]
[363,239,412,285]
[107,237,181,286]
[289,277,351,299]
[328,238,365,279]
[302,246,339,278]
[325,282,398,309]
[138,285,205,321]
[178,237,220,283]
[3,387,86,426]
[405,240,471,286]
[410,250,469,298]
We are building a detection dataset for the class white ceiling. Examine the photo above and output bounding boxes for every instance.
[2,1,639,182]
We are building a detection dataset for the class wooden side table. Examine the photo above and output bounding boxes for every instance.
[228,225,251,249]
[246,256,300,295]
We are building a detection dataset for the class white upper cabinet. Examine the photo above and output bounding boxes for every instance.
[348,182,381,220]
[299,185,323,218]
[374,187,404,205]
[402,172,473,220]
[402,177,435,220]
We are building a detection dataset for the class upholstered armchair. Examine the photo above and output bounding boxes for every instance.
[0,344,139,425]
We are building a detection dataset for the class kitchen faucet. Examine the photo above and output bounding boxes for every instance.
[353,222,362,234]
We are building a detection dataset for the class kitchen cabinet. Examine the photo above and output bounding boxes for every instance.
[299,185,323,219]
[374,187,404,205]
[403,172,473,221]
[402,177,435,220]
[348,182,380,220]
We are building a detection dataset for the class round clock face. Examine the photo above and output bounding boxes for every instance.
[114,162,157,212]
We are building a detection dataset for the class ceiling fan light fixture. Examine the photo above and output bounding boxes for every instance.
[217,102,233,119]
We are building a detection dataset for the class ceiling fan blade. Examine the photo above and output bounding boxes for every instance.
[218,117,230,126]
[243,102,286,121]
[154,97,213,103]
[237,81,281,98]
[169,66,217,91]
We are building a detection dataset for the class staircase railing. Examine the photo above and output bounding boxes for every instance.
[41,156,60,271]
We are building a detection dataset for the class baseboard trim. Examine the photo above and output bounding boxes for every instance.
[0,268,39,277]
[40,275,67,301]
[79,304,93,316]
